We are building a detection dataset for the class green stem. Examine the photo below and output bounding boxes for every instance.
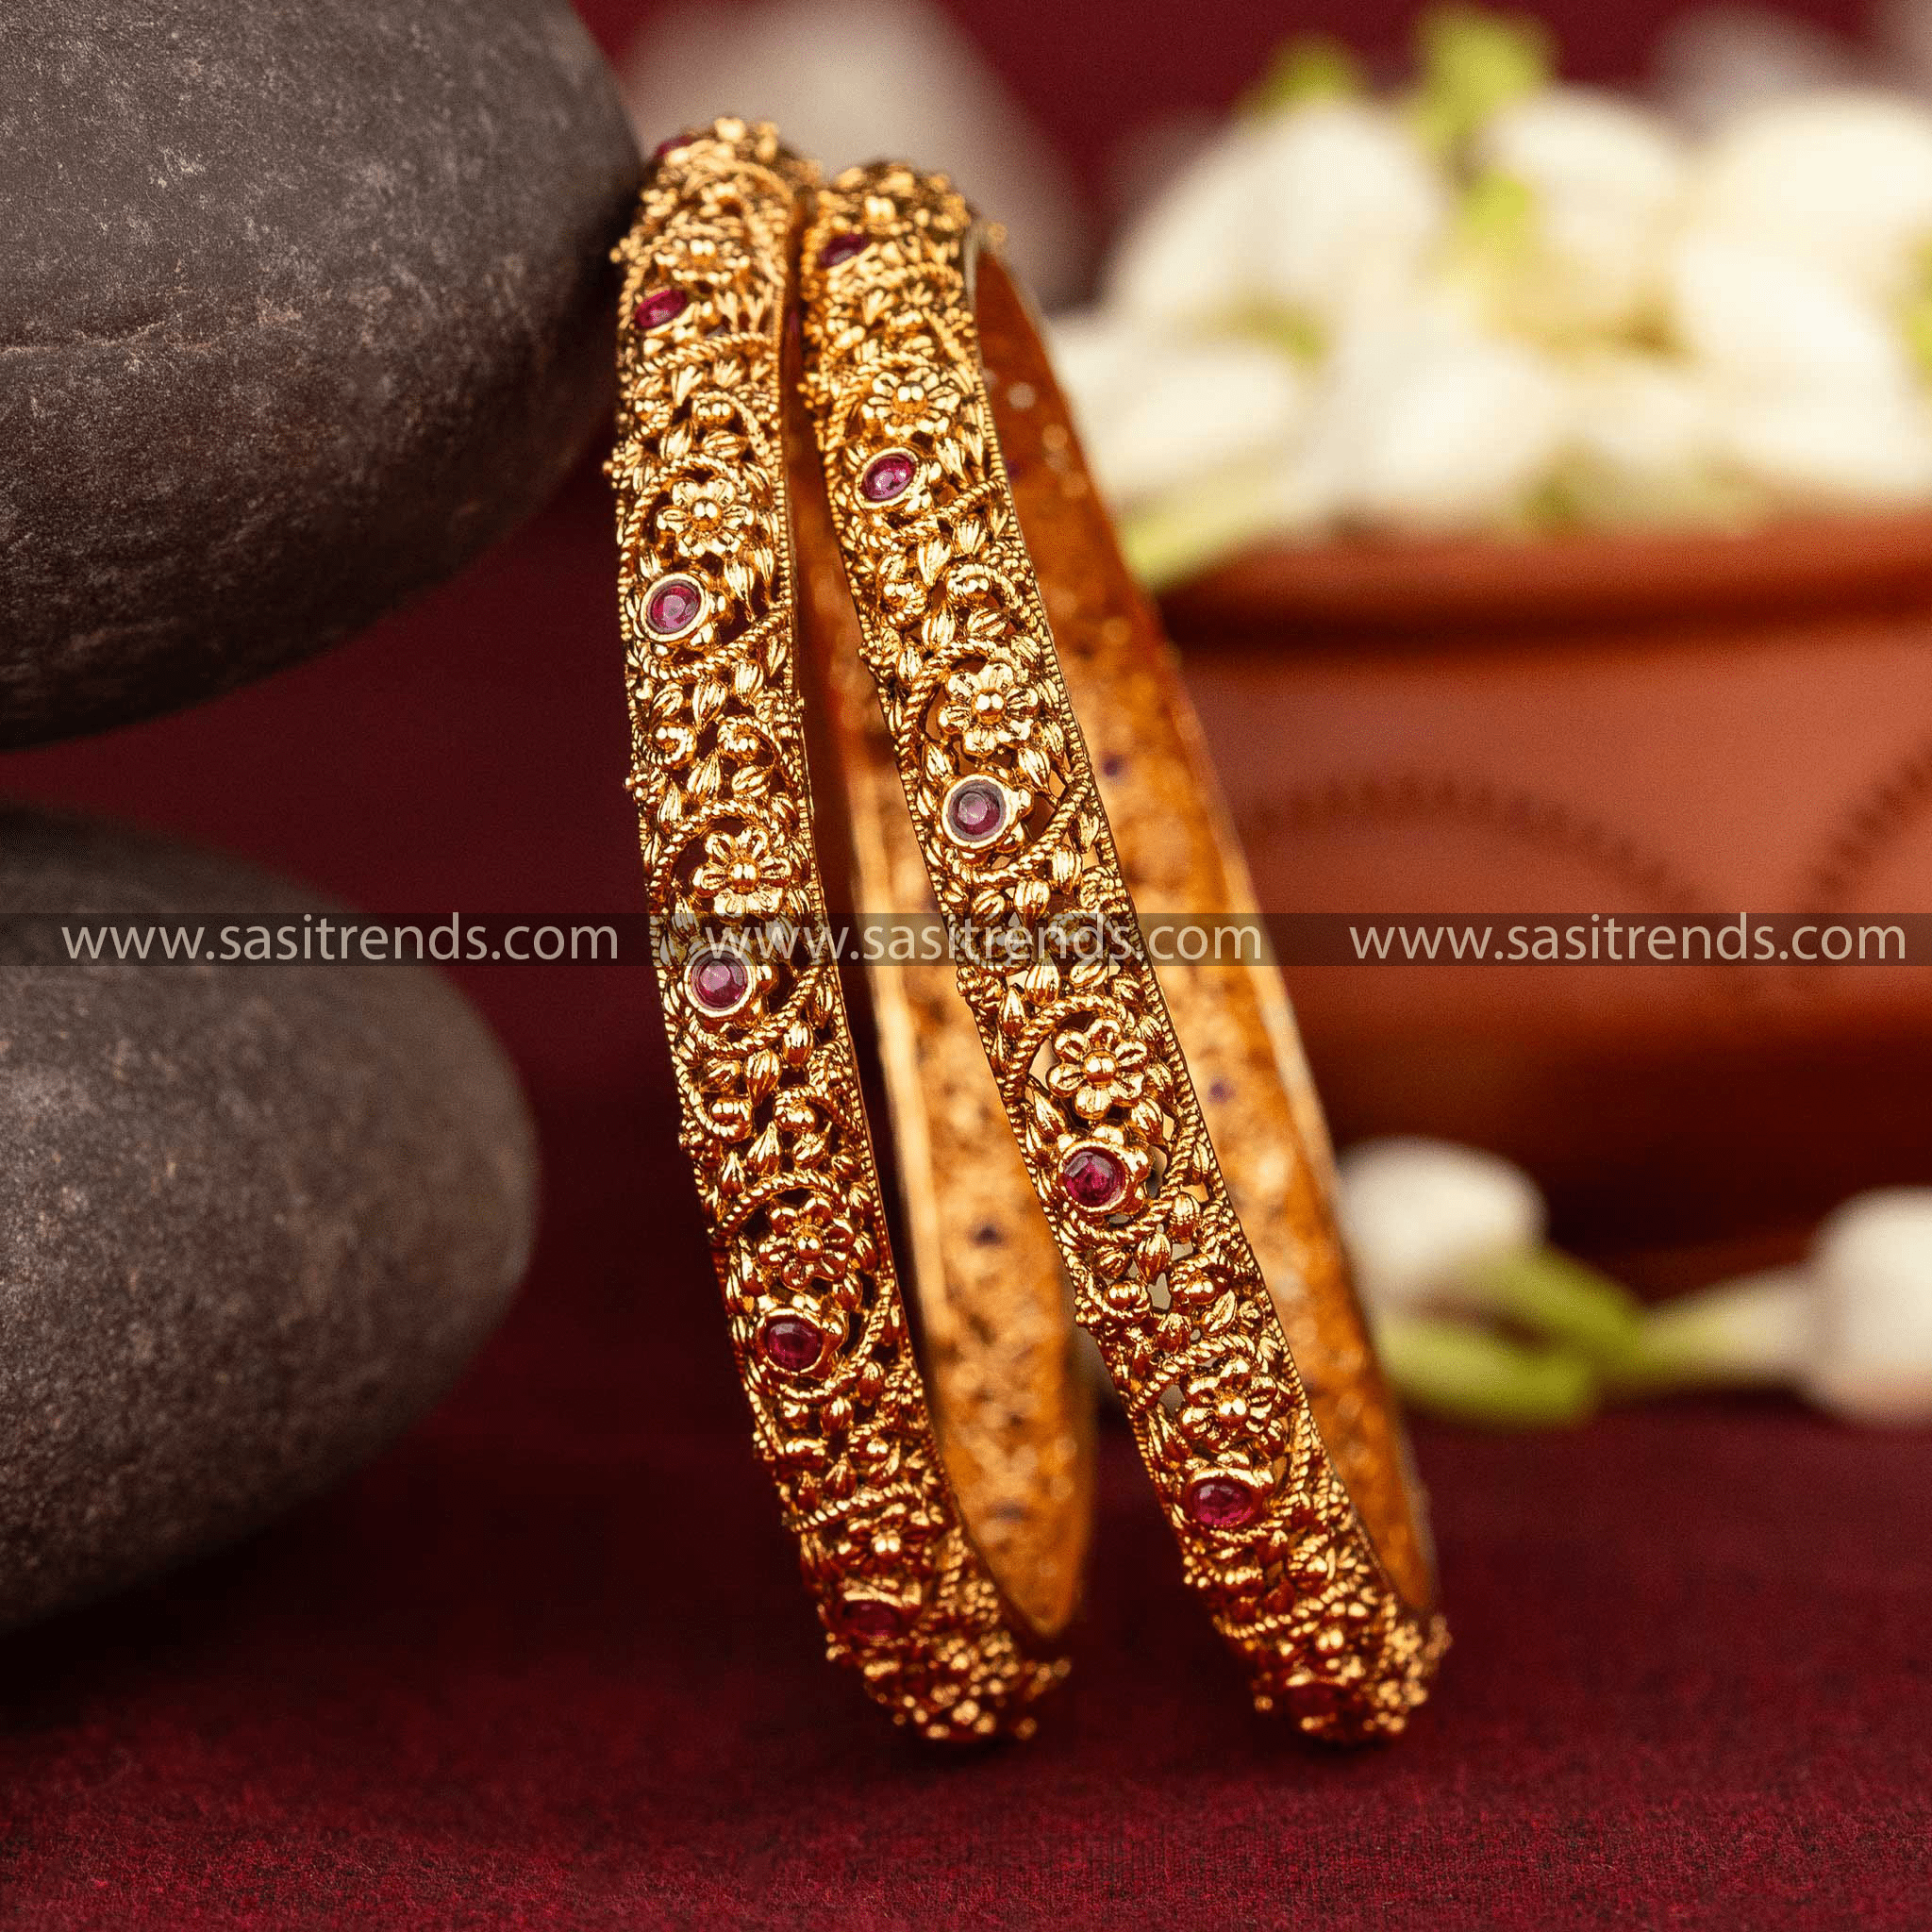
[1603,1269,1813,1399]
[1458,1245,1642,1358]
[1376,1314,1598,1426]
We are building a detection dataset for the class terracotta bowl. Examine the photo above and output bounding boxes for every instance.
[1164,512,1932,1285]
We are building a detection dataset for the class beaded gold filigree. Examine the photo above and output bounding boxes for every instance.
[608,122,1074,1740]
[796,163,1447,1740]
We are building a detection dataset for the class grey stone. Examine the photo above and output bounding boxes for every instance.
[0,0,641,746]
[0,805,538,1629]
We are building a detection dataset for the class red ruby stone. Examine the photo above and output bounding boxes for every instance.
[1060,1144,1127,1211]
[687,948,750,1015]
[652,133,689,159]
[1184,1473,1264,1530]
[859,451,916,503]
[819,231,867,269]
[841,1598,907,1642]
[645,576,704,637]
[634,286,689,332]
[944,776,1007,845]
[759,1314,825,1374]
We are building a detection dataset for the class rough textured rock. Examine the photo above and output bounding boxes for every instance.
[0,807,539,1630]
[0,1,641,747]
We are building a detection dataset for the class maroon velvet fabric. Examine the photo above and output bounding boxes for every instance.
[7,466,1928,1925]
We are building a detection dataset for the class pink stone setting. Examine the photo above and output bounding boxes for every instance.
[819,231,867,270]
[758,1312,827,1374]
[633,286,690,332]
[1184,1472,1266,1530]
[685,946,752,1019]
[643,573,707,641]
[840,1597,908,1642]
[858,448,917,505]
[941,775,1010,849]
[1059,1142,1128,1212]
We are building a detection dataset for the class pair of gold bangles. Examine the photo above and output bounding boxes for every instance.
[609,120,1446,1744]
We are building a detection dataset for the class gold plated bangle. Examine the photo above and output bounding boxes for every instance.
[790,386,1092,1651]
[608,121,1086,1740]
[796,163,1448,1740]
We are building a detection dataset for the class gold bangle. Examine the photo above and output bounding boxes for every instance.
[795,162,1447,1740]
[608,121,1088,1740]
[792,437,1093,1648]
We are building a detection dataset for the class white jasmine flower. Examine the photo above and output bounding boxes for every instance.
[1108,103,1448,335]
[1670,231,1915,392]
[1687,90,1932,304]
[1049,312,1306,513]
[1338,1137,1545,1315]
[1102,128,1265,332]
[1072,43,1932,560]
[1807,1190,1932,1423]
[1046,310,1157,424]
[1473,89,1689,336]
[1619,1189,1932,1424]
[1560,352,1758,525]
[1339,1136,1640,1366]
[1301,313,1571,530]
[1253,105,1451,327]
[1717,388,1932,505]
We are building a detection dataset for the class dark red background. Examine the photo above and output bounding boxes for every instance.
[4,3,1929,1924]
[576,0,1888,212]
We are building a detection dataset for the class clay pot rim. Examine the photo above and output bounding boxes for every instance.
[1161,508,1932,639]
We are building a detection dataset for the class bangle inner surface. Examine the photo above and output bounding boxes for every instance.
[788,348,1093,1642]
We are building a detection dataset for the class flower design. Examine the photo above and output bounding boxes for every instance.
[936,660,1041,758]
[1173,1351,1283,1451]
[692,825,791,918]
[1047,1018,1150,1122]
[858,368,967,444]
[658,470,756,557]
[767,1196,858,1291]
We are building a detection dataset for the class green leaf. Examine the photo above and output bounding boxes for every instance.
[1410,6,1553,154]
[1457,167,1538,255]
[1905,247,1932,376]
[1245,34,1365,116]
[1222,302,1327,363]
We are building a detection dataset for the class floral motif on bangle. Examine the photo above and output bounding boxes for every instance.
[658,471,758,558]
[691,825,793,919]
[1171,1352,1286,1451]
[1046,1017,1150,1122]
[937,660,1041,760]
[857,368,968,445]
[766,1196,862,1291]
